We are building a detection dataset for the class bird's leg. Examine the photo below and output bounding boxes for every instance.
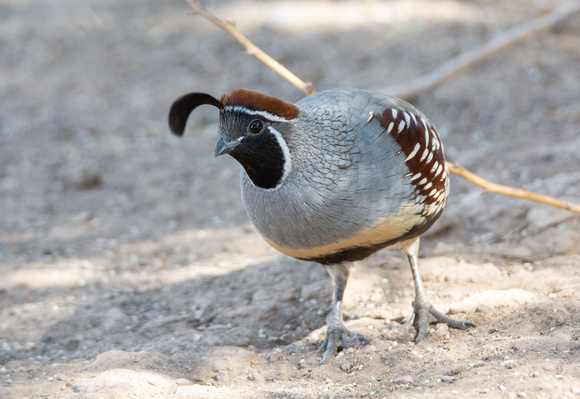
[406,240,476,342]
[318,263,369,365]
[382,239,475,341]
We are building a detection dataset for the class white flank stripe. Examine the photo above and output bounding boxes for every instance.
[410,113,417,125]
[410,173,422,181]
[431,131,440,150]
[424,182,433,190]
[404,112,411,126]
[431,161,439,173]
[424,125,430,147]
[405,143,421,161]
[418,177,427,185]
[426,151,434,164]
[387,121,394,134]
[398,120,406,133]
[367,111,375,123]
[420,148,430,162]
[392,108,398,120]
[434,163,443,177]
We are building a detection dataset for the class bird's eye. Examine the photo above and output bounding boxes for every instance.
[249,119,263,134]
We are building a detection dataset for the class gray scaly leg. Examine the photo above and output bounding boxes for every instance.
[318,263,369,365]
[408,249,475,341]
[386,238,476,342]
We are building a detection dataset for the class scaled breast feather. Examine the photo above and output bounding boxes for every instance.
[220,89,299,120]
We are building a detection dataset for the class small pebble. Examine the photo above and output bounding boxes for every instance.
[394,375,414,385]
[504,360,518,369]
[213,370,227,384]
[441,376,455,383]
[250,371,265,384]
[434,323,450,337]
[340,363,352,372]
[448,363,467,375]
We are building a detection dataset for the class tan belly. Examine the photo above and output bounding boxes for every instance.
[260,203,423,260]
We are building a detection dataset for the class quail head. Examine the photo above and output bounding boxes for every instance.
[169,88,475,364]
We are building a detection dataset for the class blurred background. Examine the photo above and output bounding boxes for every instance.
[1,0,579,397]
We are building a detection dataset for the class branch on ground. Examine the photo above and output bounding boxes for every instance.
[382,2,580,101]
[447,163,580,214]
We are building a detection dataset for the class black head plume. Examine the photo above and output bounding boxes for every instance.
[168,92,223,136]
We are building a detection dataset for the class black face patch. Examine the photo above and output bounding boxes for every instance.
[229,131,285,189]
[219,111,287,190]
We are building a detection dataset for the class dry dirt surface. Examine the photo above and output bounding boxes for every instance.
[2,0,580,398]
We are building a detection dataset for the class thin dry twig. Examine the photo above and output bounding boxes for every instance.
[183,1,580,215]
[447,163,580,215]
[184,0,315,96]
[382,2,580,100]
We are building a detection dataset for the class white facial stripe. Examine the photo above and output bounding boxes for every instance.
[267,126,292,187]
[224,105,293,123]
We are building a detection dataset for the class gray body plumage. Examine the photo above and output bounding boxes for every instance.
[240,89,428,253]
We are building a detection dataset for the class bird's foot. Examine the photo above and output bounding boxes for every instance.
[381,312,416,331]
[413,301,475,342]
[382,301,475,343]
[318,325,369,365]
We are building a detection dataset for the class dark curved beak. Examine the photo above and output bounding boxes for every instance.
[215,136,239,157]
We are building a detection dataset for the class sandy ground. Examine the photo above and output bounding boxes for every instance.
[2,0,580,398]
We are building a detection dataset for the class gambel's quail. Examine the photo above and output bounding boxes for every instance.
[169,88,475,364]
